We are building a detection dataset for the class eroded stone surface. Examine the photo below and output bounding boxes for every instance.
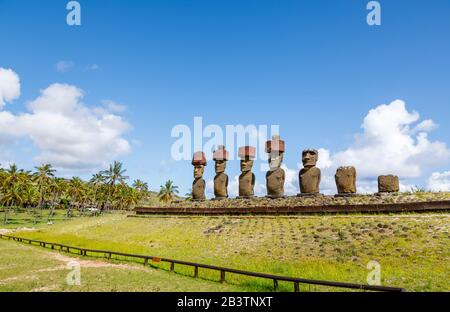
[299,149,321,195]
[266,168,285,198]
[335,166,357,194]
[192,151,207,200]
[265,136,285,198]
[299,167,321,194]
[213,146,229,199]
[378,175,399,193]
[238,146,256,197]
[239,170,255,197]
[214,172,228,198]
[192,177,206,200]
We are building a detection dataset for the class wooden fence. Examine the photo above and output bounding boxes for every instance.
[0,234,405,292]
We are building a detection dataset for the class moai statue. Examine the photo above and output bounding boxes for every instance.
[213,145,229,199]
[238,146,256,198]
[298,149,321,196]
[335,166,357,196]
[191,151,207,201]
[377,175,399,195]
[265,135,285,198]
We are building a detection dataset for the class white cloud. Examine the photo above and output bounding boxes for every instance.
[317,100,450,193]
[427,171,450,192]
[412,119,438,133]
[0,80,131,171]
[87,64,99,71]
[102,99,126,113]
[56,60,74,73]
[0,68,20,109]
[283,165,298,195]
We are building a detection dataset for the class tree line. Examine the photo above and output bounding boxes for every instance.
[0,161,180,224]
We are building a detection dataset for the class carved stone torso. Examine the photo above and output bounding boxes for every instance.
[378,175,399,193]
[335,167,357,194]
[192,178,206,200]
[214,173,228,198]
[299,167,321,194]
[266,168,285,197]
[239,171,255,197]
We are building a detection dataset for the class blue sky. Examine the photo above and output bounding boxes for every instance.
[0,0,449,195]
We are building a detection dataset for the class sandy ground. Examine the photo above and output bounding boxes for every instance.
[0,227,35,235]
[47,251,150,271]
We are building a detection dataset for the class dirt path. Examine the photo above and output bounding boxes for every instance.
[47,251,150,271]
[0,229,12,235]
[0,227,35,235]
[0,242,150,287]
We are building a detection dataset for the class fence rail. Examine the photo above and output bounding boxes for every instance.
[134,200,450,216]
[0,234,405,292]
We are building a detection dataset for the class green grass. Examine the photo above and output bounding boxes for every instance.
[4,213,449,292]
[0,239,251,292]
[0,209,121,229]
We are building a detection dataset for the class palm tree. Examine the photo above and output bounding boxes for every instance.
[2,182,24,224]
[158,180,179,203]
[68,177,85,217]
[184,190,193,201]
[22,183,39,210]
[34,164,56,221]
[123,187,140,210]
[132,179,148,192]
[1,164,30,217]
[3,164,27,188]
[101,161,129,210]
[90,172,105,210]
[46,177,65,222]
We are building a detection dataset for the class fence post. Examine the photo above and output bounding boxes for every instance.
[170,262,175,272]
[144,258,148,266]
[273,279,278,291]
[294,282,300,292]
[220,270,225,283]
[194,266,199,278]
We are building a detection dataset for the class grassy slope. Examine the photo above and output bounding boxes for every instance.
[0,239,248,292]
[9,213,450,292]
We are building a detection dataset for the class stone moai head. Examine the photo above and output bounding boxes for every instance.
[298,149,321,196]
[213,145,228,174]
[335,166,357,194]
[302,149,318,168]
[265,135,285,171]
[192,151,207,179]
[239,146,256,172]
[194,165,205,179]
